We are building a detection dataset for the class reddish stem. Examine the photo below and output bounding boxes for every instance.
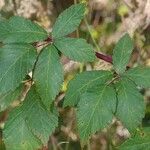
[95,52,113,64]
[44,37,53,43]
[32,37,53,47]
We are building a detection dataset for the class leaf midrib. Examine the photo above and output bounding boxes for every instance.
[52,5,83,38]
[118,37,126,72]
[45,49,52,100]
[67,74,110,102]
[4,30,47,36]
[81,86,107,138]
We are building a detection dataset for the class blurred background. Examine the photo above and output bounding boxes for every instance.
[0,0,150,149]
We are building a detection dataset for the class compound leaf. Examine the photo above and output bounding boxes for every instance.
[115,78,145,131]
[0,44,36,95]
[54,37,96,62]
[77,85,116,140]
[3,86,58,150]
[113,33,134,74]
[52,3,85,39]
[0,16,48,43]
[63,70,113,107]
[124,67,150,88]
[34,45,63,109]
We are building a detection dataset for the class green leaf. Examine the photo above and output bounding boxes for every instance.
[52,3,85,39]
[63,70,113,107]
[0,16,48,43]
[115,78,145,131]
[0,44,36,95]
[3,86,58,150]
[34,45,63,109]
[0,84,23,112]
[54,37,96,62]
[119,128,150,150]
[4,117,41,150]
[124,67,150,88]
[25,89,58,144]
[77,85,116,140]
[112,33,134,74]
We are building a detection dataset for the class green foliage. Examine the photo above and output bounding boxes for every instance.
[54,38,96,62]
[113,33,134,74]
[34,45,63,109]
[124,67,150,88]
[52,3,85,39]
[77,85,116,140]
[65,33,148,141]
[0,44,36,95]
[3,87,58,150]
[0,4,96,149]
[0,16,48,43]
[0,3,149,150]
[115,78,145,131]
[119,128,150,150]
[64,71,113,107]
[0,84,23,112]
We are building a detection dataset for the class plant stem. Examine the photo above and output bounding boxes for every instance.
[31,47,45,81]
[95,52,113,64]
[84,18,100,51]
[31,37,53,81]
[32,37,52,47]
[83,11,113,64]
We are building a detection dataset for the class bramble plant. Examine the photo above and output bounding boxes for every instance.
[0,3,150,150]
